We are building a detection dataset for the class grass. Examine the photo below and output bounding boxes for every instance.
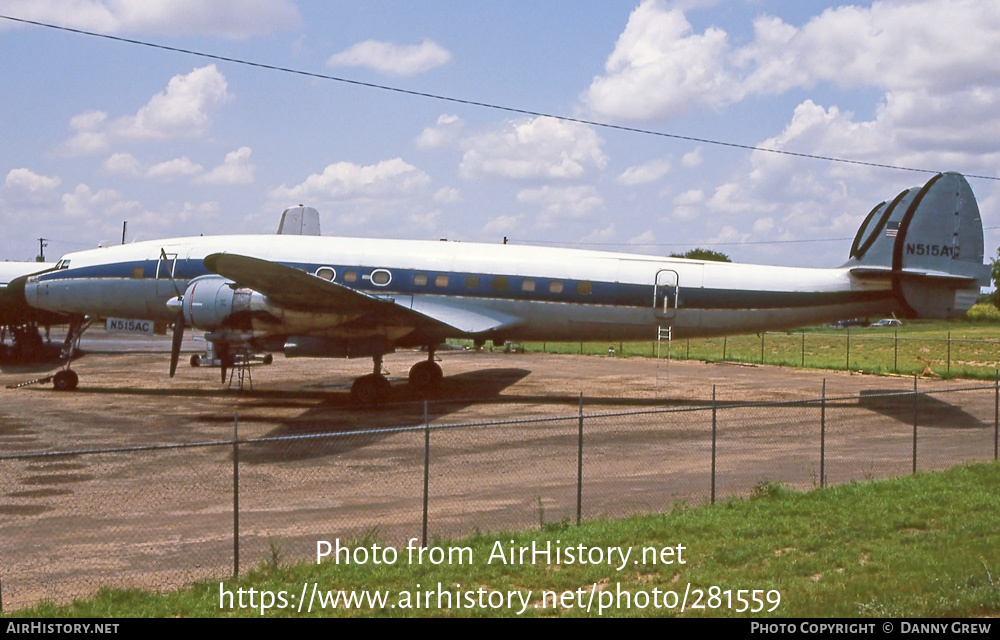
[468,308,1000,380]
[9,462,1000,618]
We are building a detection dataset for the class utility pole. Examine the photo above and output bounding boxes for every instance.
[122,221,127,245]
[36,238,48,262]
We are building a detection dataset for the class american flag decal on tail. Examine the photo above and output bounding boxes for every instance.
[886,221,899,237]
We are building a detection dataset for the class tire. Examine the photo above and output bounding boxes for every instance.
[351,374,390,405]
[408,360,443,392]
[53,369,79,392]
[190,354,201,367]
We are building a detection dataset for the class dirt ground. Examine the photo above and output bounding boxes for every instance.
[0,333,996,609]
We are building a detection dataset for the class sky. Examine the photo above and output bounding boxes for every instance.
[1,0,999,271]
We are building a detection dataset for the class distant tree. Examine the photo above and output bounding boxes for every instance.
[669,248,732,262]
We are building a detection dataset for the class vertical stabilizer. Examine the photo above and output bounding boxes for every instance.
[276,206,321,236]
[845,172,990,318]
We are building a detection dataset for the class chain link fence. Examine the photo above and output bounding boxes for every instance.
[1,379,998,610]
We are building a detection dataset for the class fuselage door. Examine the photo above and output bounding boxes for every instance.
[155,251,179,299]
[654,269,679,320]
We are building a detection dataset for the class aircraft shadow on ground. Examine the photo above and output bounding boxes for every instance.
[0,345,79,375]
[856,389,988,429]
[237,368,533,463]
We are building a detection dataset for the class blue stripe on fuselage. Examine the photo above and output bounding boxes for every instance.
[34,259,890,310]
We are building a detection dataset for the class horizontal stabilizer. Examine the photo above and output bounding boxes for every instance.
[849,266,983,284]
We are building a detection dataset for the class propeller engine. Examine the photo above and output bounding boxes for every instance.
[165,274,255,380]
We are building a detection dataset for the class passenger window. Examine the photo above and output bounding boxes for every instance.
[549,281,564,294]
[492,276,509,291]
[465,276,479,288]
[371,269,392,286]
[343,270,358,283]
[435,274,450,287]
[577,281,592,295]
[315,267,336,281]
[131,266,144,279]
[414,274,428,286]
[521,279,535,292]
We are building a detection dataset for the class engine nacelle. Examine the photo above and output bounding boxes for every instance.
[179,275,256,331]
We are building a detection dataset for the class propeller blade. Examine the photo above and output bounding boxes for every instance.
[169,310,185,378]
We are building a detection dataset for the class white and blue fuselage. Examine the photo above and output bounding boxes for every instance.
[26,233,900,345]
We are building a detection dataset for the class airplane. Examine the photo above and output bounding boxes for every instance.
[0,260,69,361]
[21,171,991,403]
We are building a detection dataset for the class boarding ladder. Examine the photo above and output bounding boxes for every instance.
[655,325,672,397]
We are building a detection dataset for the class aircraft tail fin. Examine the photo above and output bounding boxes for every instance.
[844,172,990,319]
[276,206,321,236]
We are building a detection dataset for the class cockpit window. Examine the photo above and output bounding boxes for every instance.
[55,260,71,270]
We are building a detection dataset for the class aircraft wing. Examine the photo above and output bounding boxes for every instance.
[203,252,517,335]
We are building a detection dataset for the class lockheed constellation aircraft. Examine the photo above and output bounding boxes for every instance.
[23,172,990,402]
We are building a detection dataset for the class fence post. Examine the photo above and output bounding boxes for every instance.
[994,370,998,461]
[947,332,951,375]
[846,328,850,371]
[711,386,717,505]
[233,412,239,579]
[760,333,765,365]
[801,332,805,367]
[820,379,826,489]
[422,401,430,548]
[894,330,898,373]
[912,377,918,475]
[722,337,727,362]
[576,393,583,526]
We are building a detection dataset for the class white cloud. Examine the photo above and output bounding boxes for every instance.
[627,230,658,252]
[267,158,431,207]
[617,158,672,185]
[433,187,461,204]
[327,39,452,76]
[584,0,1000,126]
[580,223,616,244]
[738,1,1000,95]
[481,214,524,236]
[583,0,740,120]
[416,114,463,149]
[0,0,300,38]
[682,148,703,168]
[196,147,255,186]
[115,65,229,140]
[3,168,61,200]
[145,157,204,180]
[517,185,603,227]
[61,183,129,219]
[460,117,606,181]
[103,152,140,177]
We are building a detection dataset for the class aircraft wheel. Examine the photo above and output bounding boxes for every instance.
[351,374,391,405]
[190,354,201,367]
[408,360,443,392]
[53,369,79,392]
[262,353,274,365]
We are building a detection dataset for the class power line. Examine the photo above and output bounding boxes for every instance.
[507,237,855,248]
[3,13,998,182]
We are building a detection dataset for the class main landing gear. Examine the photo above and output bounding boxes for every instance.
[349,348,444,405]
